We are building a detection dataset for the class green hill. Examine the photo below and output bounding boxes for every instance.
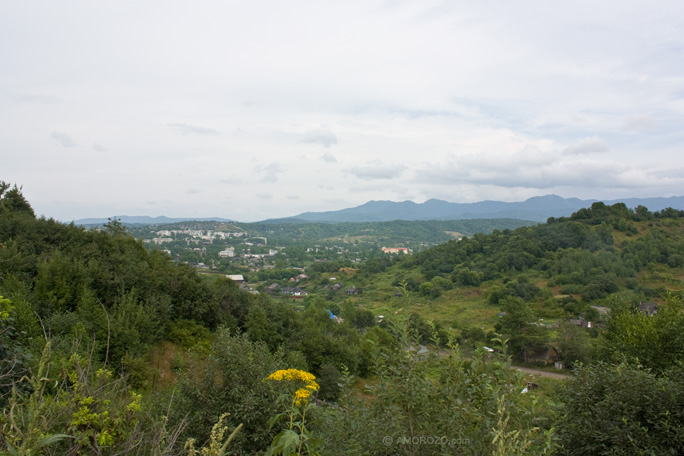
[3,181,684,455]
[321,202,684,346]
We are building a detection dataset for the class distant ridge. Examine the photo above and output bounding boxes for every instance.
[74,215,234,226]
[73,195,684,226]
[265,195,684,223]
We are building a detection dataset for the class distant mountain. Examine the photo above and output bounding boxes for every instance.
[74,215,235,226]
[266,195,684,223]
[73,195,684,226]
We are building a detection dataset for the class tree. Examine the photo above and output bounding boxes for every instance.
[599,294,684,372]
[555,322,593,368]
[496,297,547,360]
[556,362,684,455]
[173,329,284,455]
[316,323,555,455]
[0,182,35,217]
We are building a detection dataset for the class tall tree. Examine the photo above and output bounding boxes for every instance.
[0,182,35,217]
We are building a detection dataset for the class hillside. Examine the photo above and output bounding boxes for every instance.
[3,182,684,455]
[303,202,684,343]
[128,218,535,247]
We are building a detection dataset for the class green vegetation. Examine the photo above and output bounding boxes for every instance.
[125,218,534,275]
[2,181,684,455]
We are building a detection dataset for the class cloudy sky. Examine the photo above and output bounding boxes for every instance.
[2,1,683,222]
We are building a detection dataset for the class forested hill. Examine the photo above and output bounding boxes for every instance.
[3,182,684,454]
[131,218,535,247]
[383,202,684,308]
[0,183,242,352]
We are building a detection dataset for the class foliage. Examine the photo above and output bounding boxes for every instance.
[4,185,684,455]
[411,202,684,306]
[0,186,251,371]
[556,362,684,455]
[0,295,30,405]
[316,322,556,455]
[599,294,684,372]
[0,343,70,456]
[264,369,321,456]
[0,341,184,455]
[172,329,284,456]
[495,297,548,361]
[0,183,34,218]
[554,322,593,368]
[184,413,242,456]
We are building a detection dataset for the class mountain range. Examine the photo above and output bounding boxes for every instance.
[74,195,684,225]
[269,195,684,223]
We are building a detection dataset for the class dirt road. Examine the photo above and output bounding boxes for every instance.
[513,366,570,380]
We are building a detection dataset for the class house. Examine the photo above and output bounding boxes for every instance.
[226,274,244,284]
[282,287,308,297]
[639,302,658,316]
[382,247,410,254]
[330,283,343,292]
[218,248,235,258]
[567,317,592,328]
[265,283,281,294]
[590,305,611,316]
[240,284,259,295]
[524,345,560,365]
[345,286,360,295]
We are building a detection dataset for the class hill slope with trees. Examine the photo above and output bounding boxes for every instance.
[2,181,684,455]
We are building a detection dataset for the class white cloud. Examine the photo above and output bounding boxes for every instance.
[168,123,220,136]
[253,162,284,183]
[51,131,77,148]
[622,115,656,133]
[348,161,406,180]
[17,94,56,104]
[302,127,338,147]
[563,137,609,155]
[321,151,337,162]
[3,1,684,221]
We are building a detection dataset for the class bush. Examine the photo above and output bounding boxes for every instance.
[557,363,684,455]
[172,329,284,455]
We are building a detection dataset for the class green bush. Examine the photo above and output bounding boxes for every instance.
[557,362,684,455]
[172,329,284,456]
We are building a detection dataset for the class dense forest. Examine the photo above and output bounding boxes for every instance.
[1,181,684,455]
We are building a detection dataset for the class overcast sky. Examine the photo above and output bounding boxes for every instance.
[2,1,683,222]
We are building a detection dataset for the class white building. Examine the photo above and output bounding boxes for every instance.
[219,247,235,258]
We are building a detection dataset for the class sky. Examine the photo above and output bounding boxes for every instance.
[2,0,684,222]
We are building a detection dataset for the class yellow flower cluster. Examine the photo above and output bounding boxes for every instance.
[265,369,320,405]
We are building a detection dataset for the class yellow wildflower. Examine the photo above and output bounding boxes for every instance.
[294,388,311,405]
[265,369,320,406]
